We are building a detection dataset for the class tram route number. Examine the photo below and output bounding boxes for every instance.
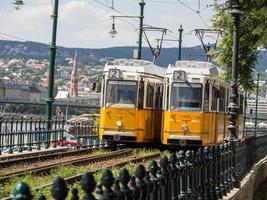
[173,70,187,81]
[179,114,191,121]
[108,69,121,78]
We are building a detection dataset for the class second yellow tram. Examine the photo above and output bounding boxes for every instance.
[161,61,244,146]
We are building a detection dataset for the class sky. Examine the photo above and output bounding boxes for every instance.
[0,0,219,49]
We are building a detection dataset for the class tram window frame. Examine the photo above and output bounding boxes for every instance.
[145,83,155,109]
[170,82,203,111]
[138,80,144,109]
[203,81,210,112]
[104,79,138,108]
[155,84,163,109]
[211,86,218,111]
[219,86,226,112]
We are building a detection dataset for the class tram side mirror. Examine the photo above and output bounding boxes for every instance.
[91,82,96,91]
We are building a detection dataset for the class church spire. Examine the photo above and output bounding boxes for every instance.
[69,50,78,97]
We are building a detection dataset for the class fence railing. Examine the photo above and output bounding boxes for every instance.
[8,135,267,200]
[0,115,104,154]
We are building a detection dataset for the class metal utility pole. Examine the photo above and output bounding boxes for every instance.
[178,25,183,60]
[46,0,59,148]
[255,72,260,130]
[137,0,145,59]
[228,0,243,188]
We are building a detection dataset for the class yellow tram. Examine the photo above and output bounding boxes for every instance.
[99,59,166,144]
[161,61,244,147]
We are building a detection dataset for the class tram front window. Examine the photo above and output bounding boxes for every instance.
[170,82,202,111]
[105,80,137,108]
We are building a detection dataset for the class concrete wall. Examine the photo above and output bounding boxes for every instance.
[223,156,267,200]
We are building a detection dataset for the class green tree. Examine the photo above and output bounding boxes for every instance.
[212,0,267,90]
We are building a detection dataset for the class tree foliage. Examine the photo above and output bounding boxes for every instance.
[212,0,267,90]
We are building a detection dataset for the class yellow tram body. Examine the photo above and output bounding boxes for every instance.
[99,59,165,143]
[161,61,243,147]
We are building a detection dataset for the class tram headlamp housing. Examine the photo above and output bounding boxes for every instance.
[116,120,122,128]
[182,124,189,133]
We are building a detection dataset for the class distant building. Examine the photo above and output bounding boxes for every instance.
[0,80,48,101]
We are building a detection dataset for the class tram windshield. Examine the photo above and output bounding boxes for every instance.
[170,82,202,111]
[105,80,137,108]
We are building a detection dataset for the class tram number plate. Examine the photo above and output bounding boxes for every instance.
[108,69,121,78]
[173,70,187,80]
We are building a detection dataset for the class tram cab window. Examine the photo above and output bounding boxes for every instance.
[219,86,226,112]
[138,81,144,109]
[105,80,137,108]
[170,82,202,111]
[204,82,209,111]
[146,84,154,108]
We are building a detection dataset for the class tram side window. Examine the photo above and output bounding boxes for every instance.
[204,82,209,111]
[211,86,218,111]
[219,86,226,112]
[146,84,154,108]
[138,81,144,109]
[155,85,163,109]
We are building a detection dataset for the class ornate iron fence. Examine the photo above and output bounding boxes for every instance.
[8,135,267,200]
[0,115,103,154]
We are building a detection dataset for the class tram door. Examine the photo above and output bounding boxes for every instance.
[210,85,218,144]
[144,83,154,141]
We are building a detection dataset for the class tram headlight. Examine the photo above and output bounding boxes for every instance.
[182,124,189,133]
[116,120,122,128]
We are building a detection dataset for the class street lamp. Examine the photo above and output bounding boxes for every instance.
[109,17,117,38]
[12,0,24,10]
[109,0,145,59]
[13,0,59,149]
[227,0,243,188]
[178,25,183,61]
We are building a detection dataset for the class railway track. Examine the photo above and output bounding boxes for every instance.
[2,150,160,200]
[0,148,133,184]
[0,145,113,168]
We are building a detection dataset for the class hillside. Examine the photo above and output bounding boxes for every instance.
[0,40,266,70]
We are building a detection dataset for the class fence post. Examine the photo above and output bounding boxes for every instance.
[177,150,186,200]
[185,150,193,199]
[28,117,33,151]
[169,153,178,200]
[101,169,116,199]
[203,147,211,200]
[219,144,226,196]
[114,179,124,200]
[130,176,140,199]
[135,164,148,200]
[196,148,204,200]
[158,156,169,199]
[118,168,132,199]
[51,177,68,200]
[149,160,160,200]
[215,146,222,199]
[10,182,33,200]
[80,172,96,200]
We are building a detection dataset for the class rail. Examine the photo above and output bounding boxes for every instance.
[7,135,267,200]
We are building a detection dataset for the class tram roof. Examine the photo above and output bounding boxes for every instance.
[166,60,223,77]
[104,59,166,78]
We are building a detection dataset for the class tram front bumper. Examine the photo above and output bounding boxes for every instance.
[103,131,136,142]
[167,135,202,146]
